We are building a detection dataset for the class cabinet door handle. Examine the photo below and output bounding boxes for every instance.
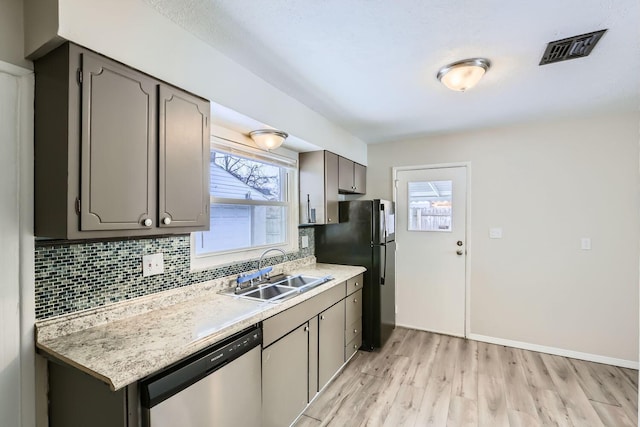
[143,218,153,227]
[354,344,358,349]
[328,218,332,223]
[163,217,172,225]
[354,329,358,334]
[353,299,358,303]
[355,282,359,287]
[304,326,309,332]
[320,315,325,320]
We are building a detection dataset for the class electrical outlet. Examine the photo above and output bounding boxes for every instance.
[143,253,164,277]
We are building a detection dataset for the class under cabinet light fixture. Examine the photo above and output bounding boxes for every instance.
[249,129,288,151]
[437,58,491,92]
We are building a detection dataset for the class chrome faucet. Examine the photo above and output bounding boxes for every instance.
[257,248,287,281]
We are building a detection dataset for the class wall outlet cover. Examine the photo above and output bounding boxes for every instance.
[489,227,503,239]
[143,253,164,277]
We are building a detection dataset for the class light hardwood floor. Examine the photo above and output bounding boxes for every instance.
[294,328,638,427]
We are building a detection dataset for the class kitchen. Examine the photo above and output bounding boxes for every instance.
[1,0,639,426]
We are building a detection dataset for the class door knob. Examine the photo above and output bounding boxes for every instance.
[456,250,464,256]
[457,241,463,246]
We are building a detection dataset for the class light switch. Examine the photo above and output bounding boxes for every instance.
[489,227,503,239]
[301,235,309,249]
[143,253,164,277]
[581,238,591,250]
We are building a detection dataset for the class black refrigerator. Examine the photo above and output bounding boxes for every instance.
[314,199,396,350]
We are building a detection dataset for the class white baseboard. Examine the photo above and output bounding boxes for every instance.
[396,322,465,339]
[468,333,639,370]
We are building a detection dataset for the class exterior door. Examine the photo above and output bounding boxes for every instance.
[395,166,467,336]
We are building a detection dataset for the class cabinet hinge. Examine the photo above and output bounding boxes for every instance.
[76,69,83,85]
[75,198,81,215]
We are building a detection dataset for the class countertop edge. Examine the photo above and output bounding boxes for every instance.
[37,263,366,390]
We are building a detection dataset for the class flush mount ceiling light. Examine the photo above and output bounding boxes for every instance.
[437,58,491,92]
[249,129,288,151]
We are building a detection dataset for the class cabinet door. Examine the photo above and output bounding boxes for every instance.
[338,156,354,192]
[80,52,157,231]
[158,85,210,229]
[262,323,309,427]
[318,300,345,390]
[324,151,339,224]
[354,162,367,194]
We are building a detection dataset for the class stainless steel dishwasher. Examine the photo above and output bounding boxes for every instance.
[140,325,262,427]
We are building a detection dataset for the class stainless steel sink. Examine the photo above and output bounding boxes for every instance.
[221,274,333,303]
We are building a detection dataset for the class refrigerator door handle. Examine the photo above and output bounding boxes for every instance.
[381,244,387,285]
[382,205,387,243]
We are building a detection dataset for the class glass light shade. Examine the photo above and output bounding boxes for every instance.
[249,129,288,151]
[437,58,490,92]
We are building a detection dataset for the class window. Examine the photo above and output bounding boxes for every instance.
[408,180,453,232]
[191,140,297,269]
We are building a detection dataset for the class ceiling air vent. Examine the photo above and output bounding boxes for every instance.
[539,29,607,65]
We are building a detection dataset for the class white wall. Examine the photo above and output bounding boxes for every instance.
[23,0,367,164]
[368,113,640,363]
[0,0,31,69]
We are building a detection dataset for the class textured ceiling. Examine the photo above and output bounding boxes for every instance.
[145,0,640,144]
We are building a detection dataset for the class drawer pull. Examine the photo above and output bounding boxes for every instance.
[355,282,359,287]
[353,299,358,303]
[354,329,358,333]
[354,344,358,349]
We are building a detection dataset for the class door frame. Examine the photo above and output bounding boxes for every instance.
[392,162,472,337]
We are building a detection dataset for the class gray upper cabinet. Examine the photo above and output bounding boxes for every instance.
[34,43,210,239]
[158,85,209,229]
[338,156,367,194]
[299,150,339,225]
[80,51,157,231]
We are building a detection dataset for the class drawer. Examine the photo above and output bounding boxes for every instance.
[345,317,361,344]
[263,281,346,347]
[345,333,362,361]
[345,289,362,327]
[346,274,363,296]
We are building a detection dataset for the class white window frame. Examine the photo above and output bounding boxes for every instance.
[190,136,299,270]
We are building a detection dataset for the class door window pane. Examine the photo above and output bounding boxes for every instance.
[408,180,452,232]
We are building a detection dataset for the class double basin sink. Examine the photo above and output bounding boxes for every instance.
[222,274,333,303]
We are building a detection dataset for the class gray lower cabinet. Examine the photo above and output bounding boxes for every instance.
[318,300,346,390]
[345,288,363,361]
[262,323,310,427]
[34,42,210,239]
[48,361,137,427]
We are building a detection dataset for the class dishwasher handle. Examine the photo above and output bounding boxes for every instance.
[140,325,262,409]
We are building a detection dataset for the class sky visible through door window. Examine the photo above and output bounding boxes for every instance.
[408,180,453,232]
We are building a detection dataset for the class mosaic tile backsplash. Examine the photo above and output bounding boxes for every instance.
[35,227,315,319]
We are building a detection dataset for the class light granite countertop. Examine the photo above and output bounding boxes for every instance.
[36,259,366,391]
